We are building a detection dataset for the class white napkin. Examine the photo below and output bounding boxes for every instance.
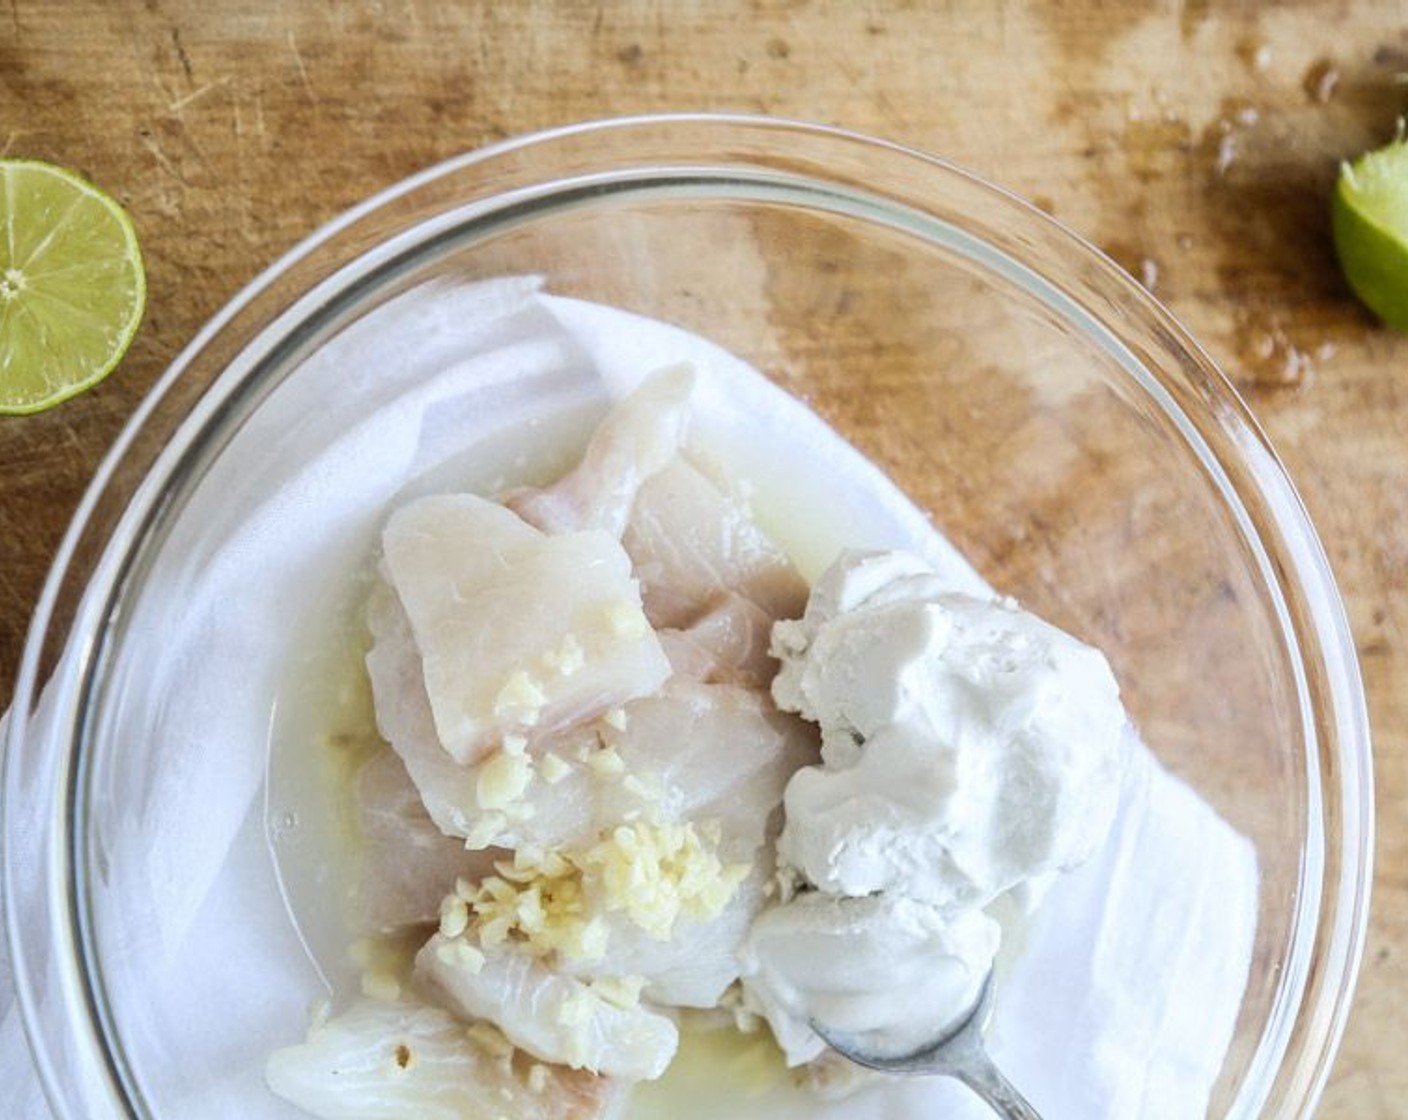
[0,276,1257,1118]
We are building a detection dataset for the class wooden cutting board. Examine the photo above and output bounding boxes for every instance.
[1,2,1404,1114]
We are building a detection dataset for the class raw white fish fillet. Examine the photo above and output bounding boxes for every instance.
[370,556,816,1003]
[506,366,805,633]
[508,365,694,537]
[266,999,623,1120]
[556,679,817,1008]
[351,749,503,934]
[416,937,678,1081]
[368,575,814,867]
[624,459,808,629]
[367,589,812,1008]
[566,862,773,1010]
[509,676,814,1008]
[352,369,825,1100]
[657,592,778,689]
[367,580,603,847]
[491,673,812,858]
[598,677,813,863]
[369,625,811,1009]
[365,581,482,839]
[381,492,671,765]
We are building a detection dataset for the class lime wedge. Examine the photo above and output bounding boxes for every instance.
[1332,136,1408,333]
[0,159,146,415]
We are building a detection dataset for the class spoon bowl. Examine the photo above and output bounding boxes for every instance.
[812,972,1044,1120]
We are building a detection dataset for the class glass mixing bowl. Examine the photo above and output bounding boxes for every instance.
[2,114,1372,1118]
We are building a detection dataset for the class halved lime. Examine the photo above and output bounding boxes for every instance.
[1332,135,1408,333]
[0,160,146,415]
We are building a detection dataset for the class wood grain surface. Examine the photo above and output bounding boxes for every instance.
[1,1,1405,1114]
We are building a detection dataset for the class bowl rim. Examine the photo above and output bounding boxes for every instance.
[3,112,1374,1119]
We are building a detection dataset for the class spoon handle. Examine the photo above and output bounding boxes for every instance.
[956,1050,1045,1120]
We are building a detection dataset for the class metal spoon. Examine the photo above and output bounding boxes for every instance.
[811,972,1043,1119]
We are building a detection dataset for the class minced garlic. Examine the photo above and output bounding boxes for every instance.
[582,819,750,940]
[359,970,401,1002]
[539,753,572,785]
[603,599,648,638]
[476,748,534,811]
[584,744,625,776]
[469,847,608,963]
[433,937,486,973]
[461,818,750,961]
[556,989,597,1068]
[492,670,547,725]
[465,1020,515,1059]
[589,974,647,1010]
[553,974,652,1068]
[541,633,586,677]
[602,706,629,731]
[439,893,471,939]
[464,810,507,851]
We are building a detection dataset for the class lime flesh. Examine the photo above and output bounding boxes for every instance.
[1332,136,1408,333]
[0,160,146,415]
